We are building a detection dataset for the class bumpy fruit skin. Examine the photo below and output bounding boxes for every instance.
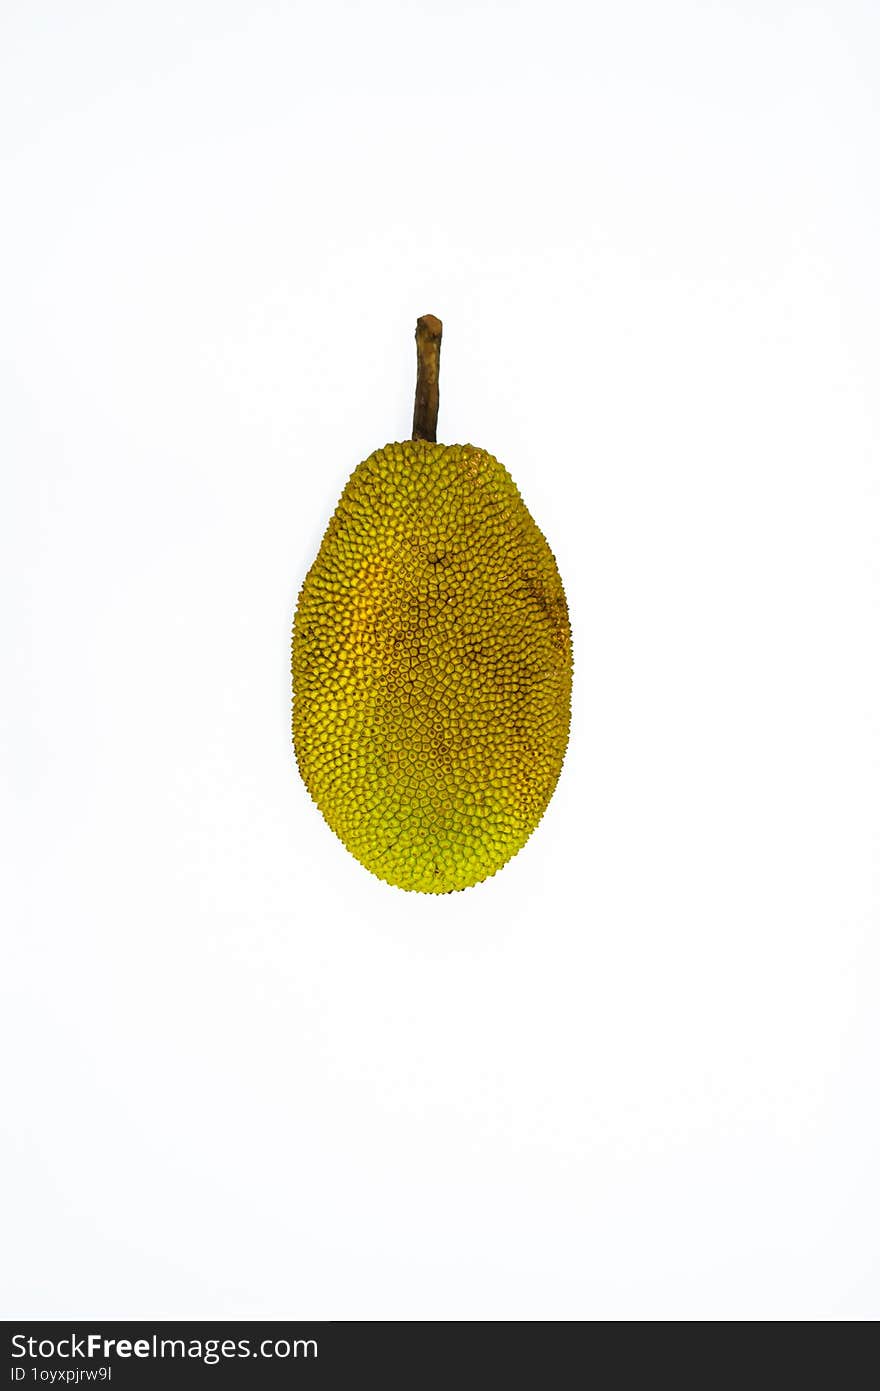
[292,441,571,893]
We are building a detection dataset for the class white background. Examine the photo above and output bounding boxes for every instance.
[2,0,878,1320]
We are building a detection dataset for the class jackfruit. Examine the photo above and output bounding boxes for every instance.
[292,316,571,893]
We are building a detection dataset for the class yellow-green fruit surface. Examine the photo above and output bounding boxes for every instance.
[292,441,571,892]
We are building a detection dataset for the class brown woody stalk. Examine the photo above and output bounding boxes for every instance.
[412,314,442,442]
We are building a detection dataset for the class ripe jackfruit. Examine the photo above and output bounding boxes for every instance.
[292,318,571,893]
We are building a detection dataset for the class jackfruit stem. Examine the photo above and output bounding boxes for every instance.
[412,314,442,442]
